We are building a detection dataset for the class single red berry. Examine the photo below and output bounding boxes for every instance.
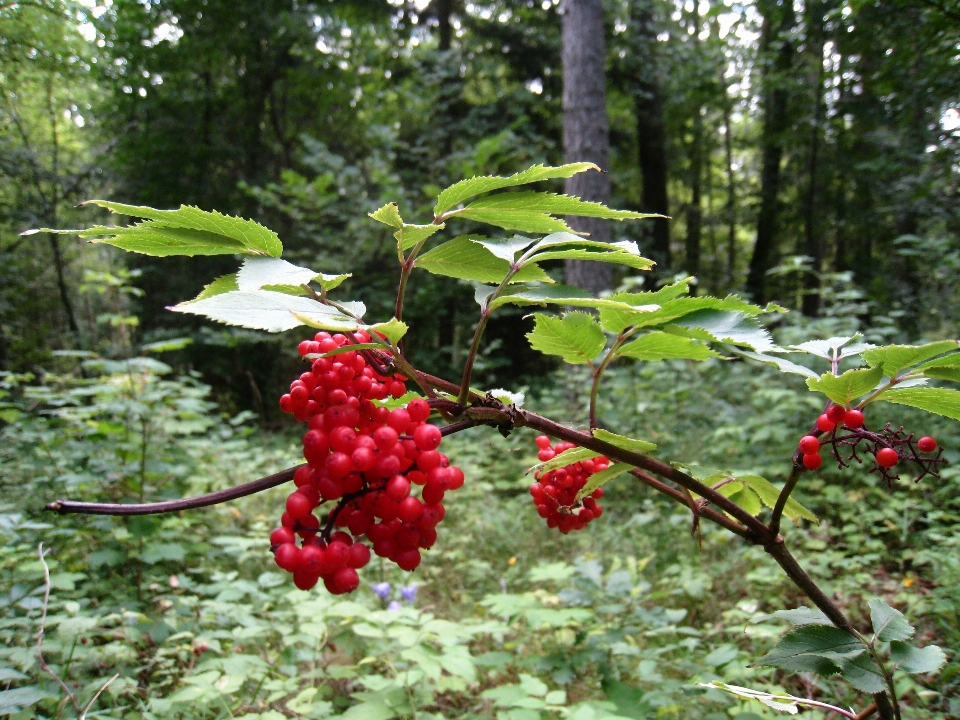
[292,569,319,591]
[347,542,371,569]
[417,450,441,472]
[286,492,312,520]
[296,513,320,538]
[876,447,899,468]
[397,497,423,523]
[387,408,412,434]
[389,380,407,398]
[407,398,431,423]
[446,466,465,490]
[418,526,438,548]
[826,405,846,424]
[329,426,357,453]
[386,475,411,502]
[330,531,353,546]
[535,435,552,450]
[802,452,822,470]
[798,436,820,454]
[332,566,360,594]
[413,423,442,451]
[917,436,937,453]
[300,545,325,574]
[274,543,302,572]
[270,527,296,547]
[816,414,836,432]
[298,340,312,356]
[844,409,865,429]
[374,426,399,450]
[326,452,353,479]
[537,448,556,462]
[396,549,422,571]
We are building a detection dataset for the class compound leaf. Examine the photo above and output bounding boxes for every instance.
[617,332,718,361]
[806,365,885,406]
[880,387,960,421]
[434,162,599,215]
[525,312,606,365]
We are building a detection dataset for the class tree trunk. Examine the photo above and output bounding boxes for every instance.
[562,0,612,296]
[435,0,454,51]
[686,111,703,291]
[722,85,737,285]
[746,0,795,304]
[628,0,670,269]
[801,0,825,317]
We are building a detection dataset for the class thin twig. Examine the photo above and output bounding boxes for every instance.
[769,462,803,536]
[46,466,299,516]
[36,544,83,715]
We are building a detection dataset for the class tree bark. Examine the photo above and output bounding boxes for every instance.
[628,0,670,269]
[562,0,612,296]
[801,0,826,317]
[722,84,737,285]
[746,0,795,304]
[684,1,703,290]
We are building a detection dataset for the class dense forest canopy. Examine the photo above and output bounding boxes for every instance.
[2,0,958,408]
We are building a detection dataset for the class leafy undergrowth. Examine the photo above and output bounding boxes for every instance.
[0,355,956,718]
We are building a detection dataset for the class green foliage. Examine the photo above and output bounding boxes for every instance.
[805,365,885,407]
[526,313,606,365]
[880,387,960,422]
[414,236,551,284]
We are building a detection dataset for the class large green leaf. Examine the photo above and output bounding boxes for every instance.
[755,607,832,626]
[454,192,655,234]
[171,290,360,333]
[738,475,819,524]
[889,642,946,674]
[526,239,654,271]
[434,162,599,215]
[806,365,885,406]
[915,350,960,372]
[0,686,54,713]
[861,340,959,376]
[880,386,960,421]
[599,294,763,334]
[731,348,819,379]
[236,257,318,290]
[525,313,606,365]
[486,284,651,313]
[759,626,885,694]
[90,200,282,256]
[869,598,914,642]
[616,332,718,361]
[592,429,656,454]
[39,222,251,257]
[923,367,960,382]
[667,310,774,352]
[415,236,550,284]
[575,463,633,502]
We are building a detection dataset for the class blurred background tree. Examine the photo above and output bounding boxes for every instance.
[1,0,958,411]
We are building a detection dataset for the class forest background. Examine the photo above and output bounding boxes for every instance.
[1,0,960,718]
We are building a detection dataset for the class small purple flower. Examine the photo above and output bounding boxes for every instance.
[371,582,391,600]
[387,600,402,611]
[400,584,418,603]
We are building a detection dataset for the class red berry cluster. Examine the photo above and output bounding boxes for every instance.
[529,436,606,533]
[798,404,942,482]
[270,331,464,594]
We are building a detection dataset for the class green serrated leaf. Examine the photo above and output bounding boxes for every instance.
[456,208,575,234]
[754,607,832,626]
[923,366,960,382]
[575,463,633,502]
[592,429,657,454]
[487,284,651,313]
[471,235,537,263]
[788,334,872,360]
[50,222,251,257]
[879,387,960,421]
[599,294,763,334]
[915,350,960,372]
[369,202,403,228]
[738,475,818,524]
[527,241,655,271]
[868,598,914,642]
[171,290,360,333]
[396,223,443,252]
[526,312,606,365]
[236,257,318,291]
[434,162,599,215]
[667,310,774,352]
[730,348,819,379]
[759,626,884,694]
[85,200,283,256]
[806,365,885,406]
[370,318,408,345]
[415,236,551,284]
[193,274,239,301]
[725,484,763,516]
[889,642,946,674]
[861,340,959,376]
[617,332,718,361]
[530,447,601,476]
[317,273,351,291]
[460,191,657,222]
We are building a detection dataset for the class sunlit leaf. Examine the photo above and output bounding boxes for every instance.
[806,365,885,406]
[525,312,606,364]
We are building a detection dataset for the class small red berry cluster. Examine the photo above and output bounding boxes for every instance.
[797,404,944,483]
[529,436,606,533]
[271,331,464,594]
